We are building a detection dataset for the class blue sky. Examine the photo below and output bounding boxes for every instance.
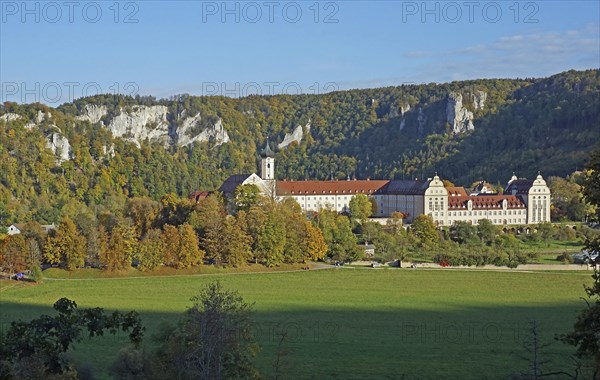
[1,0,599,105]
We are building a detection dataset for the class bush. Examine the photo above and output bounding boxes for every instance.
[556,252,574,263]
[30,265,43,282]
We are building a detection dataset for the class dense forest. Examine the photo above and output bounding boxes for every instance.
[0,69,598,225]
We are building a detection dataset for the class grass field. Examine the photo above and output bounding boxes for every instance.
[0,268,593,379]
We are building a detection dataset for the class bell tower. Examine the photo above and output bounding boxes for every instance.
[260,139,275,180]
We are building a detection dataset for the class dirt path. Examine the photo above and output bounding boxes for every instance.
[414,263,594,271]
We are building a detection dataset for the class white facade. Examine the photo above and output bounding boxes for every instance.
[217,151,552,226]
[526,175,551,224]
[261,156,275,180]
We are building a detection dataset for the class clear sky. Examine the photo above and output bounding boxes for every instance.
[1,0,598,105]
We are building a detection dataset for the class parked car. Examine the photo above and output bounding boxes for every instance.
[371,262,382,268]
[572,250,599,264]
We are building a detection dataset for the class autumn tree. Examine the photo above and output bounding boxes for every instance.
[256,213,286,266]
[234,184,262,213]
[0,234,27,277]
[137,229,165,271]
[161,224,180,268]
[188,195,227,265]
[411,214,439,250]
[314,209,359,262]
[222,217,252,267]
[155,193,195,228]
[177,223,204,268]
[245,205,269,262]
[304,221,327,261]
[101,224,137,271]
[19,221,45,269]
[126,197,160,237]
[278,199,306,263]
[43,217,86,270]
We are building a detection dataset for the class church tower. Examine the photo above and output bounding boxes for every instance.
[260,140,275,180]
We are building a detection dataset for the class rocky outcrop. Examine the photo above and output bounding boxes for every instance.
[447,92,475,134]
[278,122,310,149]
[397,104,411,130]
[0,113,21,123]
[473,90,487,110]
[46,131,72,163]
[36,110,50,123]
[177,113,230,147]
[388,103,410,119]
[107,106,171,147]
[76,104,108,124]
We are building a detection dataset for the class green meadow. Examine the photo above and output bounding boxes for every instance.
[0,268,593,379]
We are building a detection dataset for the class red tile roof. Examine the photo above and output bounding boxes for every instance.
[446,187,468,197]
[448,195,526,210]
[189,191,211,202]
[277,180,388,196]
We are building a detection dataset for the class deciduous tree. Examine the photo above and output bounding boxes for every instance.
[43,217,86,270]
[177,223,204,268]
[153,281,260,379]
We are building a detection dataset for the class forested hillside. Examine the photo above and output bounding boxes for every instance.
[1,69,598,224]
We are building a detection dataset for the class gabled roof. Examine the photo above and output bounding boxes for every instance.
[277,180,388,196]
[379,180,430,195]
[446,187,468,197]
[219,174,254,193]
[189,191,211,202]
[448,195,526,210]
[504,179,534,195]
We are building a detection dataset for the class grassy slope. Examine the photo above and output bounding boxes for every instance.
[0,269,592,379]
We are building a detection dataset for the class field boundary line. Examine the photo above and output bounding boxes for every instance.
[42,266,333,281]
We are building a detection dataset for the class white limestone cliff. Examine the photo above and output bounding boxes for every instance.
[46,131,72,163]
[107,105,170,147]
[177,113,230,147]
[447,92,475,134]
[278,122,310,149]
[473,90,487,110]
[76,104,108,124]
[0,113,21,123]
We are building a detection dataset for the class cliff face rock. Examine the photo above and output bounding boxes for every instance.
[74,106,231,148]
[107,106,170,147]
[447,92,475,134]
[0,113,21,123]
[473,90,487,110]
[278,122,310,149]
[76,104,108,124]
[198,118,229,146]
[177,113,230,147]
[46,131,72,163]
[398,104,410,130]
